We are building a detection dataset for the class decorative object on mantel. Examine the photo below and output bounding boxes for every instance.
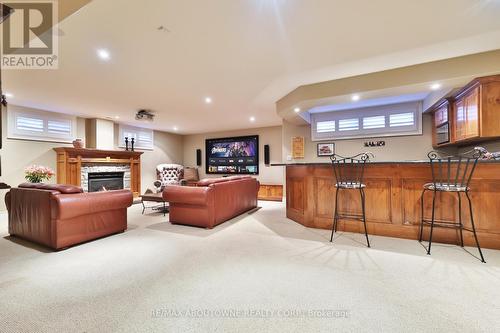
[125,137,129,151]
[72,138,84,148]
[291,136,305,159]
[317,143,335,157]
[24,165,55,183]
[131,138,135,151]
[364,141,386,147]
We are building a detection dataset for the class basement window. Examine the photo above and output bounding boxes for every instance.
[118,125,154,150]
[8,107,76,143]
[311,101,422,141]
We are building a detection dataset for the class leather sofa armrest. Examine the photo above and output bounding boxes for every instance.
[4,191,10,213]
[163,185,213,206]
[51,190,133,220]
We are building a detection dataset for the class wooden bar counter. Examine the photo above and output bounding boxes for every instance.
[280,161,500,249]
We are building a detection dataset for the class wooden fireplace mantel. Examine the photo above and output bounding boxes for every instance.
[53,147,143,196]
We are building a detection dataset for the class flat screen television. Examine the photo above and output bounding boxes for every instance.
[206,135,259,175]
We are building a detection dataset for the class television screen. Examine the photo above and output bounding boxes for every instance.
[206,135,259,175]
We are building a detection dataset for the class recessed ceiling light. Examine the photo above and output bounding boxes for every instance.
[351,94,360,101]
[114,115,120,119]
[4,92,13,98]
[173,126,178,131]
[249,116,256,122]
[294,107,301,113]
[430,83,442,90]
[97,49,111,60]
[205,97,212,104]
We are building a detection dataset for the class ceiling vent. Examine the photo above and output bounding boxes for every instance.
[135,109,155,121]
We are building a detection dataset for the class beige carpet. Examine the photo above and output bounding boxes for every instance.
[1,201,499,333]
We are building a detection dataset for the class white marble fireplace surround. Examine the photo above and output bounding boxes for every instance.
[81,164,131,192]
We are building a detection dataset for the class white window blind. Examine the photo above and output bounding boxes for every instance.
[8,107,76,143]
[389,112,414,127]
[310,101,422,141]
[118,125,154,150]
[316,120,336,133]
[16,116,44,132]
[363,115,385,129]
[48,119,72,136]
[338,118,359,131]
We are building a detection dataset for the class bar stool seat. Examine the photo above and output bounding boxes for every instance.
[335,182,366,189]
[423,183,469,192]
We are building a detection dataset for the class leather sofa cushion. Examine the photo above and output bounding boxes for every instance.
[163,185,212,206]
[197,175,251,187]
[19,183,83,194]
[52,189,133,220]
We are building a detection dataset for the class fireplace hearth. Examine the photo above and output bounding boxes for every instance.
[88,172,124,192]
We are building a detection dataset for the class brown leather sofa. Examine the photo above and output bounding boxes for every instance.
[5,183,133,250]
[163,176,259,228]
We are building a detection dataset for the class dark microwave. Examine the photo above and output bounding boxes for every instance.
[436,123,450,145]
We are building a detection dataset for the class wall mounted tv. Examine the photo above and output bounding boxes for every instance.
[206,135,259,175]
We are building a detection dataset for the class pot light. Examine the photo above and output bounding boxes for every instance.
[249,116,256,122]
[114,115,120,119]
[97,49,111,60]
[4,92,13,98]
[205,97,212,104]
[430,83,442,91]
[173,126,178,131]
[294,107,301,113]
[351,94,360,101]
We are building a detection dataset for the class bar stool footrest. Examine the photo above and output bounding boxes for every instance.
[421,219,462,229]
[336,214,365,221]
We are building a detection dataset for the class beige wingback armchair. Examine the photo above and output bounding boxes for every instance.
[155,164,185,190]
[153,164,200,192]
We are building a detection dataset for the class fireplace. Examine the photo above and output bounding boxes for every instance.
[88,172,124,192]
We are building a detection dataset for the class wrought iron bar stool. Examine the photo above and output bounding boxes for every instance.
[418,148,485,263]
[330,153,373,247]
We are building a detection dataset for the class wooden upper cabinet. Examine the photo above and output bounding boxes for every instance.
[454,85,480,141]
[454,98,466,141]
[430,75,500,147]
[431,100,451,147]
[434,104,448,126]
[464,86,480,138]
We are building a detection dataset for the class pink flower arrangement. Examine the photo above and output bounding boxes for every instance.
[24,165,55,183]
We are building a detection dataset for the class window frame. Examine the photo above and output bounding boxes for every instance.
[118,124,154,150]
[7,107,77,143]
[311,102,422,141]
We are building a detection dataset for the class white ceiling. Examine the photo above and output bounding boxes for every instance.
[308,93,430,114]
[4,0,500,134]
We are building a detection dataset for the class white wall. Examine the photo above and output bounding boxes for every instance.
[0,105,185,211]
[95,119,114,149]
[0,105,86,210]
[113,124,184,193]
[182,126,283,185]
[282,114,436,163]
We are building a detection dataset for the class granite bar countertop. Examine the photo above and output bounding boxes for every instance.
[271,159,500,166]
